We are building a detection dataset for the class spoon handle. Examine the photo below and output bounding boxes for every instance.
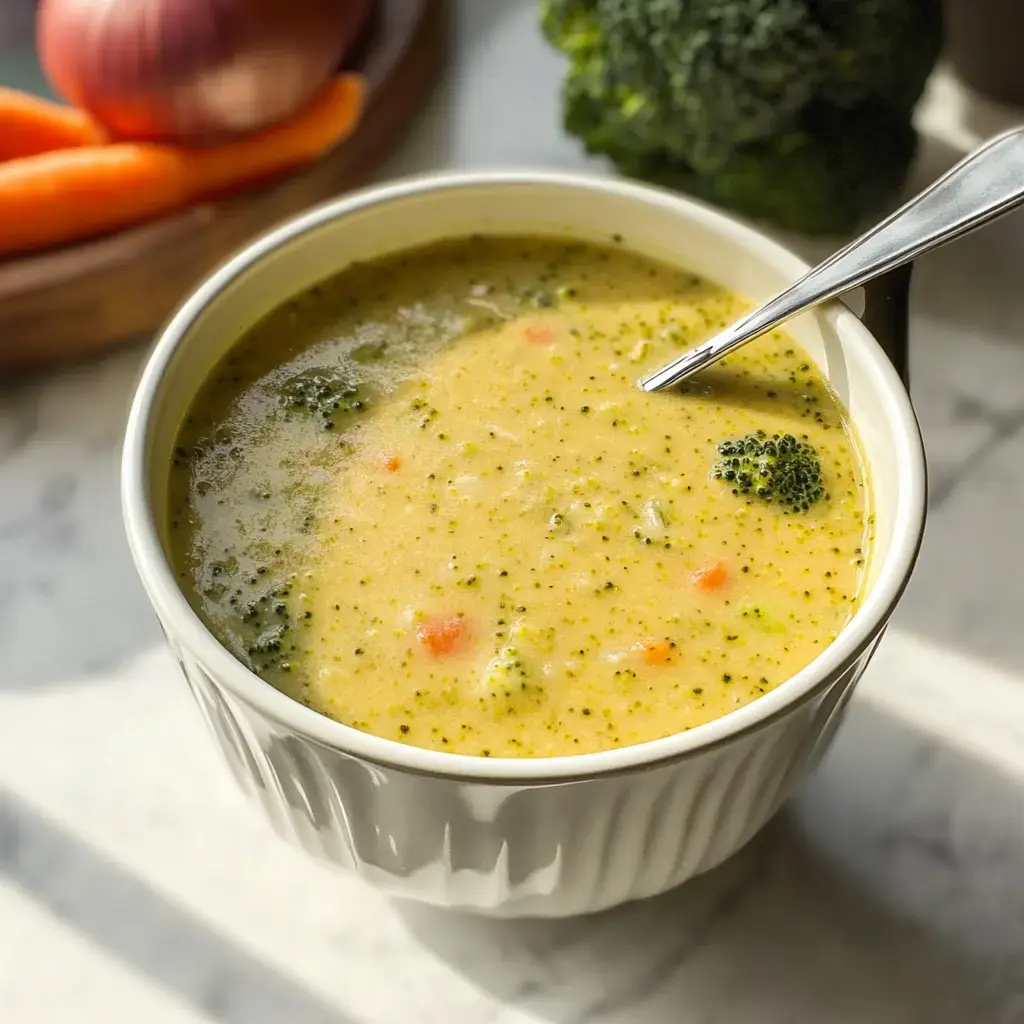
[640,126,1024,392]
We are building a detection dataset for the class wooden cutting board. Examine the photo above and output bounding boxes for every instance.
[0,0,447,375]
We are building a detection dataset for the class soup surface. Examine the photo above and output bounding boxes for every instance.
[169,236,871,758]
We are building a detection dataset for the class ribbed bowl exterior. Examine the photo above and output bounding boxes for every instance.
[167,629,878,917]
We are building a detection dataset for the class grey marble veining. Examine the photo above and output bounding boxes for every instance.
[0,2,1023,1021]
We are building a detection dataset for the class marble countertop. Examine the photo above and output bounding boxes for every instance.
[1,3,1023,1021]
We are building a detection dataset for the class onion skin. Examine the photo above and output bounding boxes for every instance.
[37,0,372,143]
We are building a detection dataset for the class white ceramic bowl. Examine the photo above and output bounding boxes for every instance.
[122,171,927,917]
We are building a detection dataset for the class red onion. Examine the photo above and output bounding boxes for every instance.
[37,0,371,142]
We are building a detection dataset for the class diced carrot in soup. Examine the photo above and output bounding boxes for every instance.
[416,617,469,657]
[692,562,729,591]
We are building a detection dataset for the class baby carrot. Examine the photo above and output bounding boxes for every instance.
[0,145,194,257]
[0,87,105,161]
[0,74,364,257]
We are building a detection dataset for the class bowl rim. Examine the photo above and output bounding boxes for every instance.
[122,168,927,784]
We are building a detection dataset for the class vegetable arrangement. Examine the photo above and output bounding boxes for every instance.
[0,0,371,258]
[0,76,364,257]
[540,0,943,234]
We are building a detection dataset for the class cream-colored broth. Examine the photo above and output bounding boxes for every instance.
[169,237,870,758]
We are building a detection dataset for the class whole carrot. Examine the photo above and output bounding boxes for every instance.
[0,87,105,160]
[184,74,365,195]
[0,74,364,257]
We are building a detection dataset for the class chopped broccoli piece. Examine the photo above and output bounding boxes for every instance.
[482,646,529,693]
[712,430,826,512]
[738,599,787,633]
[278,368,374,427]
[540,0,942,234]
[548,510,572,535]
[248,623,286,655]
[350,341,388,363]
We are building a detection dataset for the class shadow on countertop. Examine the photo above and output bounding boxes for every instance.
[0,689,1020,1023]
[396,699,1023,1023]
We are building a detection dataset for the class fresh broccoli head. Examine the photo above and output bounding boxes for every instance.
[712,431,826,513]
[540,0,942,233]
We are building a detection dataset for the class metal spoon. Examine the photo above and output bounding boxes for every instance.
[639,126,1024,392]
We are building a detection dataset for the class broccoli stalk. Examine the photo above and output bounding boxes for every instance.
[712,431,826,512]
[540,0,942,234]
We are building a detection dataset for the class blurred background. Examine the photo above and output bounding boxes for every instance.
[0,2,1023,1022]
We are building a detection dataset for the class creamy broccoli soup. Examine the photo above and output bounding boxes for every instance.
[168,236,871,758]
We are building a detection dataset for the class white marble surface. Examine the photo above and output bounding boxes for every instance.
[1,3,1024,1021]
